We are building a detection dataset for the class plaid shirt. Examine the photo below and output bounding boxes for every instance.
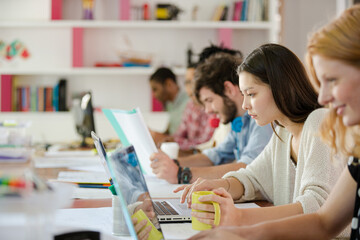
[173,101,215,150]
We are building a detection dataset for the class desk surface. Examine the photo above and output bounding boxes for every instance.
[32,163,273,240]
[35,167,272,209]
[1,153,272,240]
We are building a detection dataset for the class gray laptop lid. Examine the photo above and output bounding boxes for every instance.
[107,145,164,239]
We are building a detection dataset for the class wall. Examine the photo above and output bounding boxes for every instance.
[282,0,337,62]
[4,0,341,145]
[1,0,279,145]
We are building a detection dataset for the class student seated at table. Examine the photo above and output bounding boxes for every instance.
[175,44,346,233]
[189,6,360,240]
[149,67,189,143]
[152,44,244,154]
[153,64,216,154]
[150,53,273,184]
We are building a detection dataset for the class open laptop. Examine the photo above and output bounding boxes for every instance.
[91,131,191,223]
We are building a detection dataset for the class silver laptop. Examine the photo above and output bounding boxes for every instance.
[91,131,191,223]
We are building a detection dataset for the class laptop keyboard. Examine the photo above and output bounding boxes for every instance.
[153,201,179,215]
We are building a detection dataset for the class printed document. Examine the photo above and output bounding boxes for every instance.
[103,107,157,176]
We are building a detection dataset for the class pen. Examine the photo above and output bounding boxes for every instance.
[77,183,111,189]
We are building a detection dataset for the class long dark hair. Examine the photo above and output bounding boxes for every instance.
[238,43,321,130]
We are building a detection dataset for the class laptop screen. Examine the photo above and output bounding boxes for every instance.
[107,145,164,240]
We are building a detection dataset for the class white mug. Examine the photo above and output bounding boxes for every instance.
[160,142,180,159]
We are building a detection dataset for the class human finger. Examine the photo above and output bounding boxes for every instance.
[191,211,216,221]
[173,184,187,193]
[191,203,215,212]
[138,225,151,240]
[134,218,147,234]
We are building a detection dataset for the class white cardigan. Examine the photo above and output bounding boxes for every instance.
[223,108,344,214]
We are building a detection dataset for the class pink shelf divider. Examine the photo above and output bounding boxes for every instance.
[51,0,62,20]
[218,28,233,48]
[119,0,131,20]
[1,75,13,112]
[72,28,84,67]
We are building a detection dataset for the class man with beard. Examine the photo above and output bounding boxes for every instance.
[150,53,273,184]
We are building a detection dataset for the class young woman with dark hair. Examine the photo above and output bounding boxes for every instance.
[174,43,345,236]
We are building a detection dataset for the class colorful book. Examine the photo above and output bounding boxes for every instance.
[58,79,67,111]
[53,82,59,111]
[45,87,53,112]
[233,1,243,21]
[30,86,37,112]
[0,75,12,112]
[38,87,44,112]
[241,0,249,21]
[212,5,225,21]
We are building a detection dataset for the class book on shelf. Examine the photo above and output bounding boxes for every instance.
[45,87,54,112]
[58,79,67,111]
[212,5,225,21]
[240,0,268,22]
[241,0,249,21]
[212,4,231,21]
[0,78,68,112]
[232,1,244,21]
[220,6,229,21]
[0,75,12,112]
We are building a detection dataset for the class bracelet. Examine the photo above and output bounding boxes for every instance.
[173,159,180,167]
[177,166,183,184]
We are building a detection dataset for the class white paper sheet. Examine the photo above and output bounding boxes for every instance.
[235,202,260,209]
[57,171,110,184]
[34,156,101,168]
[145,175,182,199]
[55,207,113,233]
[72,187,113,199]
[110,108,158,176]
[161,223,199,239]
[68,164,106,173]
[45,149,95,157]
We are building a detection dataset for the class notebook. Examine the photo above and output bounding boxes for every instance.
[91,131,191,223]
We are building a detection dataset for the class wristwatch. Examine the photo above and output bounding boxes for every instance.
[173,159,182,184]
[180,167,192,184]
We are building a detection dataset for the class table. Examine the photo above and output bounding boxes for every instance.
[33,162,273,240]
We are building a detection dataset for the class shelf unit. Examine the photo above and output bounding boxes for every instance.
[0,20,273,29]
[0,0,281,143]
[0,67,186,76]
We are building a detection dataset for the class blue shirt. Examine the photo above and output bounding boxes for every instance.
[203,112,273,165]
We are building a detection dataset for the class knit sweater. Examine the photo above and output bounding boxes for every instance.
[223,108,344,214]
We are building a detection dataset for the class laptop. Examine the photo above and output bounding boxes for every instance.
[91,131,191,223]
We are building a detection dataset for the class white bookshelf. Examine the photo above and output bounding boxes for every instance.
[0,67,186,76]
[0,0,281,143]
[0,20,273,29]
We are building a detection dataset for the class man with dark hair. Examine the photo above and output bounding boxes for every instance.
[149,67,189,140]
[165,65,216,152]
[197,43,243,65]
[150,53,273,184]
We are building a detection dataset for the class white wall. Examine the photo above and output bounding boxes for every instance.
[281,0,337,62]
[0,111,169,144]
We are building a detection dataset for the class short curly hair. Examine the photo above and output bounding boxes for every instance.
[194,53,242,103]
